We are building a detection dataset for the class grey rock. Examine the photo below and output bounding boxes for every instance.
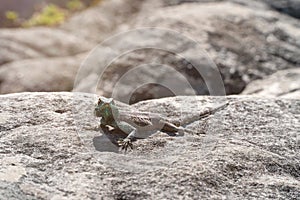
[0,92,299,199]
[75,1,300,103]
[0,54,86,94]
[74,29,224,103]
[1,0,300,102]
[61,0,145,42]
[242,68,300,99]
[0,28,93,65]
[150,0,300,20]
[0,27,94,94]
[0,0,142,94]
[134,1,300,91]
[163,0,300,19]
[0,0,143,66]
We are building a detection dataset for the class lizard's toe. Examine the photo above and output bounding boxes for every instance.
[117,138,133,152]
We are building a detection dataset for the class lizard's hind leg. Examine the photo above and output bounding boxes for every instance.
[160,120,185,136]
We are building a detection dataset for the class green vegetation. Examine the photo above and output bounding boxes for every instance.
[23,4,67,27]
[67,0,84,11]
[5,11,19,21]
[3,0,103,28]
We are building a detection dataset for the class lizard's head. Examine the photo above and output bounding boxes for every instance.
[94,97,115,117]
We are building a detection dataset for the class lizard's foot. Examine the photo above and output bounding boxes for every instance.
[117,138,133,152]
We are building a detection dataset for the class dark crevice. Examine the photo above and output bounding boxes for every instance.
[270,4,300,19]
[54,109,67,114]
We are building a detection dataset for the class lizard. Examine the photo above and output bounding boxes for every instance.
[94,96,228,151]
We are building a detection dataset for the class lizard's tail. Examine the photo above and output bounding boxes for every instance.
[177,126,205,136]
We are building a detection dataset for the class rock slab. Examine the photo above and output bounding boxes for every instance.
[0,92,299,199]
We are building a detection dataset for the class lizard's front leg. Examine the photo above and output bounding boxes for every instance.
[117,121,137,151]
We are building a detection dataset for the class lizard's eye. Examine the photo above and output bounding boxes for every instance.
[110,100,115,105]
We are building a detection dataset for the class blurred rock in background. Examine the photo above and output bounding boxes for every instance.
[0,0,299,103]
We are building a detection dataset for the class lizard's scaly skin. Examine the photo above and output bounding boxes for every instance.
[94,96,228,151]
